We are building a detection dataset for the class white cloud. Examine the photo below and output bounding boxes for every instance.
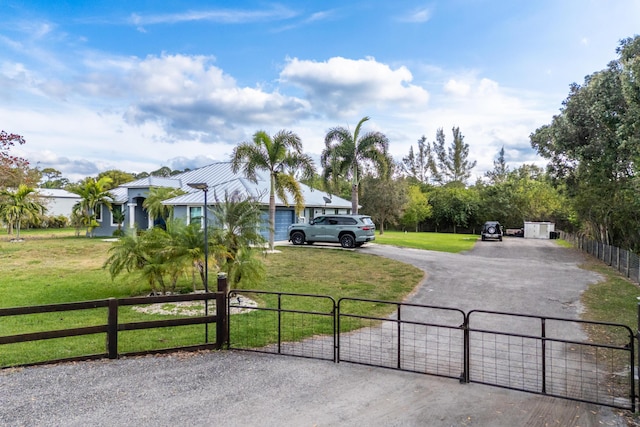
[280,56,430,118]
[444,79,471,96]
[128,5,297,26]
[397,7,432,23]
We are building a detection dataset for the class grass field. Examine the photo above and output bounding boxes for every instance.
[0,230,424,367]
[374,230,478,252]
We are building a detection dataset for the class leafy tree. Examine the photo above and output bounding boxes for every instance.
[477,165,569,228]
[359,176,408,234]
[150,166,173,177]
[402,136,435,184]
[231,129,315,252]
[39,168,70,189]
[400,184,432,232]
[142,186,186,227]
[0,131,30,188]
[69,177,114,237]
[530,39,638,247]
[321,116,390,214]
[0,184,46,238]
[485,147,510,185]
[97,170,136,189]
[431,127,477,185]
[428,184,480,233]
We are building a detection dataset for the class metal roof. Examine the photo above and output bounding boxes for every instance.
[143,162,353,208]
[122,176,182,189]
[110,187,129,203]
[36,188,81,199]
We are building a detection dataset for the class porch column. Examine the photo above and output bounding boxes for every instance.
[128,203,136,228]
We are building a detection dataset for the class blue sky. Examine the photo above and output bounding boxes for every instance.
[1,1,639,182]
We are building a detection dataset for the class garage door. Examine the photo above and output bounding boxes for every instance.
[260,209,294,241]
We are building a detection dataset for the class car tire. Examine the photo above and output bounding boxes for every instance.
[291,231,305,245]
[481,235,486,241]
[499,236,503,242]
[340,234,356,248]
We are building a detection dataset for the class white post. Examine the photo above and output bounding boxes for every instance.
[128,203,136,228]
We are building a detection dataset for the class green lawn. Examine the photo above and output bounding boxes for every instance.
[0,234,424,366]
[375,230,478,252]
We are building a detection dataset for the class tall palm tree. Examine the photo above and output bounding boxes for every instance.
[0,184,46,239]
[142,186,186,228]
[70,176,114,237]
[321,116,390,214]
[231,130,315,251]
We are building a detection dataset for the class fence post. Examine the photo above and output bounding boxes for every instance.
[627,251,631,279]
[216,273,229,349]
[636,301,640,411]
[107,298,118,359]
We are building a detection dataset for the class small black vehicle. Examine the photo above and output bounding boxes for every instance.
[481,221,503,241]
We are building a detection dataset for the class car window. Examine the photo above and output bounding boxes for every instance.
[313,217,326,225]
[361,217,374,225]
[328,218,338,225]
[336,217,356,225]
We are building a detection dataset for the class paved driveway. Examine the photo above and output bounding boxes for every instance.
[0,238,628,426]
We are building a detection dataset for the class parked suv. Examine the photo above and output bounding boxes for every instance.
[481,221,503,241]
[288,214,376,248]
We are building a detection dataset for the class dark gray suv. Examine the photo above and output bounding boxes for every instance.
[288,214,376,248]
[481,221,503,241]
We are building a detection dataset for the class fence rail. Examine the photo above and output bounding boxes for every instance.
[0,292,227,367]
[559,231,640,284]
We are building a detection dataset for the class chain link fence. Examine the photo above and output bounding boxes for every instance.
[558,231,640,284]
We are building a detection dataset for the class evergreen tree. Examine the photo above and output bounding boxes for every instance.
[431,127,477,185]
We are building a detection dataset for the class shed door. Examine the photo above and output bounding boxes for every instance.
[539,223,549,239]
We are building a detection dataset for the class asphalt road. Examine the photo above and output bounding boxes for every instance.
[0,238,629,426]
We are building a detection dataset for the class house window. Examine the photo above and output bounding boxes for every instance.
[110,205,123,226]
[95,204,102,222]
[189,206,202,226]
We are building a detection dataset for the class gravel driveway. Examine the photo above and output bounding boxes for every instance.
[0,238,629,426]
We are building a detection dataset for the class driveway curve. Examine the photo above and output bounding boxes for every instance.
[0,238,628,426]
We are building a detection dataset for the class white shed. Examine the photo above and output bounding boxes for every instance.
[524,221,555,239]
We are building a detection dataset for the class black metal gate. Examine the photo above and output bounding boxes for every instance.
[337,297,466,381]
[228,291,636,411]
[466,310,635,410]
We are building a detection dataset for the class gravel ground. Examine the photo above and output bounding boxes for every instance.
[0,238,630,426]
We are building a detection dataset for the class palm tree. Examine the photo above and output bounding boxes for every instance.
[164,218,209,292]
[231,130,315,252]
[210,190,266,288]
[111,208,126,237]
[70,176,114,237]
[321,116,390,214]
[142,186,185,228]
[0,184,46,239]
[104,227,178,295]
